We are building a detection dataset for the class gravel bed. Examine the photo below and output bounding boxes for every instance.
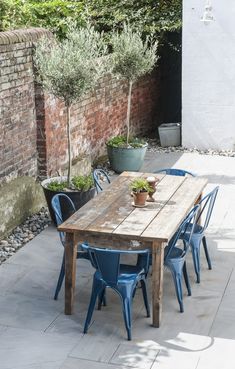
[0,207,51,265]
[146,138,235,157]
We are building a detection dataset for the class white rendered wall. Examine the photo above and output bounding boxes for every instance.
[182,0,235,150]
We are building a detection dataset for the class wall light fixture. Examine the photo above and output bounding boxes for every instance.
[201,0,214,24]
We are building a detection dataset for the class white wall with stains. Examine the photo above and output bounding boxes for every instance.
[182,0,235,150]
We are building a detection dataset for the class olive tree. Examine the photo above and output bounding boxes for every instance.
[34,24,107,185]
[110,24,158,145]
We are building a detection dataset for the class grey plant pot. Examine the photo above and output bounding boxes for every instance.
[107,144,148,174]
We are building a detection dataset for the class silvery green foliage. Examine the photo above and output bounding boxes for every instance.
[34,24,107,106]
[111,24,158,82]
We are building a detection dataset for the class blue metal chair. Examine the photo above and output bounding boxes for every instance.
[164,204,200,312]
[51,194,90,300]
[154,168,196,177]
[93,169,110,193]
[82,245,150,340]
[181,186,219,283]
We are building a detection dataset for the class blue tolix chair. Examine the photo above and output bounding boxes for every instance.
[181,186,219,283]
[164,204,200,313]
[93,169,110,193]
[81,245,150,341]
[154,168,196,177]
[51,194,90,300]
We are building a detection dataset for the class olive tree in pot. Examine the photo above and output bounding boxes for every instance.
[34,24,107,222]
[106,24,158,173]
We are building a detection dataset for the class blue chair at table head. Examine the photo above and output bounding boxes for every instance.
[51,194,89,300]
[181,186,219,283]
[154,168,196,177]
[81,245,150,341]
[164,204,200,313]
[93,169,110,194]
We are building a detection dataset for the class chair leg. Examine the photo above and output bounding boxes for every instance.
[140,279,150,317]
[84,279,104,334]
[191,245,200,283]
[170,269,184,313]
[120,288,133,341]
[183,261,191,296]
[98,288,106,310]
[175,275,184,313]
[202,236,212,270]
[54,254,65,300]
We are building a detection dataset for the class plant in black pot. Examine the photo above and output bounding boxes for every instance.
[106,24,158,173]
[34,24,107,223]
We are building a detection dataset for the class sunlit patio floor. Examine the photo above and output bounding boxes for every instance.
[0,151,235,369]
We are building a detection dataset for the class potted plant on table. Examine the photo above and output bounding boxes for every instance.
[130,177,153,207]
[34,24,107,222]
[106,24,158,173]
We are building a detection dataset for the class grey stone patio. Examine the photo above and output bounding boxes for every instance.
[0,151,235,369]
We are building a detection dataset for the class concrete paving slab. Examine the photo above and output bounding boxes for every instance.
[61,357,124,369]
[0,292,62,331]
[109,341,160,369]
[196,336,235,369]
[0,327,79,369]
[69,321,122,363]
[0,152,235,369]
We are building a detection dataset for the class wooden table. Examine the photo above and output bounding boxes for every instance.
[58,171,207,327]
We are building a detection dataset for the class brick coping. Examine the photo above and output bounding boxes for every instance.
[0,28,52,45]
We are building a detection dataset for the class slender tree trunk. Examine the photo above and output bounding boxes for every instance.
[126,80,133,145]
[66,104,72,186]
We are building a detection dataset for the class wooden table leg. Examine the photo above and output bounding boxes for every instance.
[64,232,78,315]
[195,193,202,226]
[151,241,165,328]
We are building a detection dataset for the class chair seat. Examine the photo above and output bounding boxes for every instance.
[120,264,145,275]
[164,245,184,260]
[182,223,203,236]
[95,264,145,284]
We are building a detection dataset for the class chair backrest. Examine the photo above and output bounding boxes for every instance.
[82,245,149,286]
[154,168,196,177]
[51,194,76,245]
[93,169,110,193]
[197,186,219,232]
[164,204,200,261]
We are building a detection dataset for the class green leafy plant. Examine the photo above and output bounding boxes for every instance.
[47,174,94,192]
[34,23,107,187]
[0,1,182,39]
[110,24,158,146]
[46,180,67,192]
[71,175,94,191]
[130,178,152,193]
[106,135,146,148]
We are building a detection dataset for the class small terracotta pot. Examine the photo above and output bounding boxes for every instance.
[132,191,148,206]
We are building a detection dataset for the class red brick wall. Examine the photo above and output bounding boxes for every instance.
[0,28,51,182]
[0,28,160,182]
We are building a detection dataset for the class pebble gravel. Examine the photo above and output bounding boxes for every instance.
[0,207,51,265]
[147,138,235,157]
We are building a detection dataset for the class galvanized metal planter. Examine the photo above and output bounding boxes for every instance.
[107,143,148,174]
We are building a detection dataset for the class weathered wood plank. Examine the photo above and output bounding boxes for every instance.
[87,173,165,233]
[77,231,152,250]
[113,175,185,236]
[142,177,208,241]
[58,175,130,232]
